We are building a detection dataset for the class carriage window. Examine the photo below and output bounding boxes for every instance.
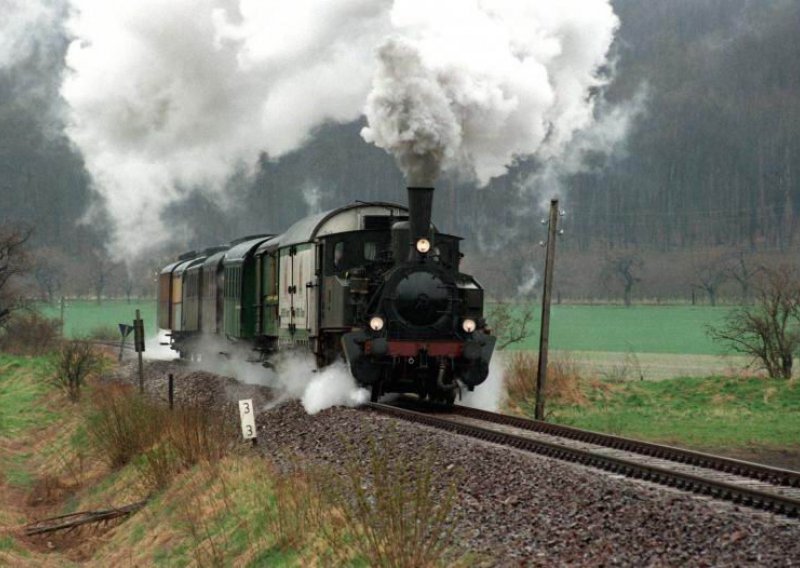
[333,241,346,271]
[364,241,377,261]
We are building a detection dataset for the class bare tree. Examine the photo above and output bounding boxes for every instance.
[53,340,105,401]
[691,251,728,306]
[708,265,800,379]
[32,246,67,303]
[86,248,117,304]
[0,226,32,327]
[486,301,537,350]
[725,250,761,304]
[603,253,643,307]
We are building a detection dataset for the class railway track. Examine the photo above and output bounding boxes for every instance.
[367,401,800,518]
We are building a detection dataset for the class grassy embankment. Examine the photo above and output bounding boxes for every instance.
[507,353,800,465]
[0,349,299,566]
[551,375,799,448]
[496,305,799,459]
[0,353,459,566]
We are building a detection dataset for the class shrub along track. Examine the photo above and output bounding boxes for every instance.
[368,401,800,518]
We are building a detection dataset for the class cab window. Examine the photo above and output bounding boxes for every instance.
[333,241,346,271]
[364,241,377,261]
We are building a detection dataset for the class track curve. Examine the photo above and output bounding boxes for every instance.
[367,401,800,518]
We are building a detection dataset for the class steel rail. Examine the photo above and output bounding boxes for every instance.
[367,402,800,518]
[449,404,800,488]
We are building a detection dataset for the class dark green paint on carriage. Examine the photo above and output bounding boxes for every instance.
[222,236,273,340]
[256,250,280,337]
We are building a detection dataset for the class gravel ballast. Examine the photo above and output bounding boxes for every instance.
[113,358,800,566]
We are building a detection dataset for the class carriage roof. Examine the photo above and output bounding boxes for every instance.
[224,235,274,264]
[257,202,408,254]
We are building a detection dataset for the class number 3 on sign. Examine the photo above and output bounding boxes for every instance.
[238,399,257,440]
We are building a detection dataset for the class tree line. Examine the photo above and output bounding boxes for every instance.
[1,0,799,302]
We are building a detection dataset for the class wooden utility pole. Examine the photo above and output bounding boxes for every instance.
[59,296,65,336]
[134,309,145,394]
[535,199,560,421]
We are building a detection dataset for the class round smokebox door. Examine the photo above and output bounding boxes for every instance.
[394,271,449,327]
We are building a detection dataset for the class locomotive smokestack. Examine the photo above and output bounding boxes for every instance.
[407,186,434,245]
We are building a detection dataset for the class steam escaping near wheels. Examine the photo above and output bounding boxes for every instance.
[460,351,506,412]
[301,363,370,415]
[175,340,369,415]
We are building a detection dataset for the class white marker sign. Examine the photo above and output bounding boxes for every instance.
[238,399,257,440]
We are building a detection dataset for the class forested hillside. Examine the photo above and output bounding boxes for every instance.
[1,0,798,301]
[571,0,800,252]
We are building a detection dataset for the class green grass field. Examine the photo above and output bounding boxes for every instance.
[507,304,731,355]
[39,300,731,354]
[38,299,157,339]
[537,375,800,451]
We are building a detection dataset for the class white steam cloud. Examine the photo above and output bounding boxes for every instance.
[520,85,649,208]
[60,0,390,256]
[517,266,540,297]
[56,0,622,257]
[301,362,370,414]
[362,0,619,186]
[460,351,506,412]
[179,337,368,414]
[0,0,59,69]
[144,330,179,361]
[301,183,324,215]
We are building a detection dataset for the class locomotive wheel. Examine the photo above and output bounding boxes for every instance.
[370,383,381,403]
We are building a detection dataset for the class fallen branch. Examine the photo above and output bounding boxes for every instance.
[24,499,147,536]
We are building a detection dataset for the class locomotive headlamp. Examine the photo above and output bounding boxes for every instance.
[416,238,431,254]
[369,316,385,332]
[462,318,477,333]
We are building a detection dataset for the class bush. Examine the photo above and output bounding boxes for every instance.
[326,439,459,567]
[86,383,164,468]
[86,325,120,341]
[136,441,180,490]
[546,355,587,406]
[269,463,327,551]
[505,352,538,403]
[505,352,587,412]
[0,312,61,355]
[135,406,232,489]
[85,383,232,488]
[709,265,800,379]
[52,339,105,401]
[168,404,231,468]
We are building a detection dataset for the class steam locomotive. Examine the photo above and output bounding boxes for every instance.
[157,187,496,404]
